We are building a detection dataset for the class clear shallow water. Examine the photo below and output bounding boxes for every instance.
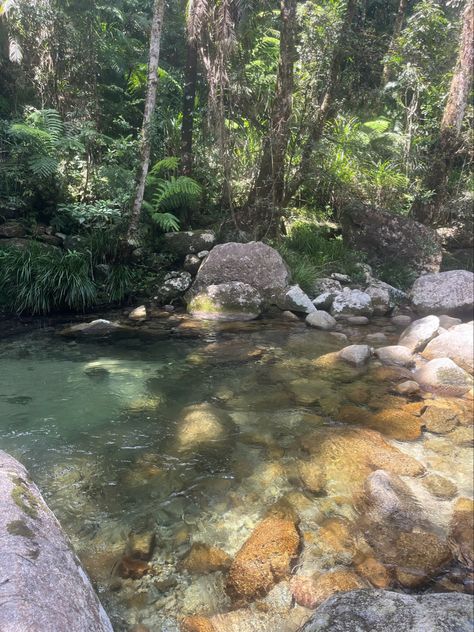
[0,319,472,630]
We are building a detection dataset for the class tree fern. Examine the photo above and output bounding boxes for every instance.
[151,175,202,214]
[150,156,180,177]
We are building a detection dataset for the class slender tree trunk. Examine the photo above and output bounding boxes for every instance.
[127,0,165,243]
[413,0,473,224]
[382,0,409,84]
[285,0,356,203]
[181,38,198,175]
[240,0,297,238]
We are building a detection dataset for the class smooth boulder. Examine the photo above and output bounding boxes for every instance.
[398,315,440,352]
[410,270,474,316]
[415,358,473,396]
[187,282,263,321]
[299,590,473,632]
[306,311,337,331]
[0,451,113,632]
[189,241,291,305]
[423,322,474,373]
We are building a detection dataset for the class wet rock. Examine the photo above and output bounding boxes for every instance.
[317,518,356,561]
[395,380,420,396]
[398,315,440,352]
[300,428,425,497]
[366,332,388,345]
[291,571,366,609]
[375,345,414,367]
[346,316,370,325]
[394,531,452,588]
[421,473,457,500]
[299,590,473,632]
[277,285,316,314]
[126,530,156,561]
[355,557,391,589]
[450,426,474,446]
[117,555,151,579]
[415,358,473,397]
[189,241,291,305]
[297,460,325,494]
[0,451,113,632]
[187,282,263,321]
[365,281,405,316]
[410,270,474,317]
[450,498,474,570]
[331,289,373,319]
[60,319,126,336]
[225,515,300,603]
[156,271,193,302]
[422,404,460,434]
[423,322,474,373]
[175,403,236,454]
[391,314,412,327]
[181,616,215,632]
[163,230,216,257]
[181,543,232,574]
[369,365,414,383]
[344,383,371,404]
[184,254,202,275]
[306,311,336,330]
[339,344,371,366]
[362,470,427,531]
[129,305,147,321]
[342,202,442,275]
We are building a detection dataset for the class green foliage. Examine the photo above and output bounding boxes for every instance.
[52,201,123,232]
[0,244,96,314]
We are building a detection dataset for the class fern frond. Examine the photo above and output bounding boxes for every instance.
[151,212,180,232]
[152,176,202,214]
[150,156,180,177]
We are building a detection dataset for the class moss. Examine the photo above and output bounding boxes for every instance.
[189,295,221,314]
[10,476,40,519]
[7,519,35,538]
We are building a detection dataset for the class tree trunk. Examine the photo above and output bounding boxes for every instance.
[382,0,409,84]
[239,0,298,238]
[181,38,198,176]
[285,0,356,203]
[127,0,165,244]
[413,0,473,224]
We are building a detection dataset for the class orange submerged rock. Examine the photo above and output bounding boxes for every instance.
[225,516,300,603]
[290,570,366,609]
[181,543,232,574]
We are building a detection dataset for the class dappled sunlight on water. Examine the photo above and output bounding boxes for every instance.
[0,319,472,631]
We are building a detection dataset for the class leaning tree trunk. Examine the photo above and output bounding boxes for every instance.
[413,0,474,224]
[181,38,198,176]
[127,0,165,244]
[284,0,356,203]
[239,0,298,239]
[382,0,409,84]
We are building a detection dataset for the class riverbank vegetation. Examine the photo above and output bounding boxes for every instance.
[0,0,472,314]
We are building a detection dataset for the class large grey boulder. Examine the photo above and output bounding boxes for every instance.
[398,315,440,352]
[187,282,263,321]
[0,451,113,632]
[189,241,291,305]
[299,590,473,632]
[163,229,216,257]
[330,288,373,318]
[276,285,316,314]
[410,270,474,317]
[342,203,442,275]
[423,322,474,373]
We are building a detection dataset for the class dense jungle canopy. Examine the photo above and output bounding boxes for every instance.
[0,0,472,313]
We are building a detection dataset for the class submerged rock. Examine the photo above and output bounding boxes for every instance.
[181,543,232,574]
[0,451,113,632]
[393,531,452,588]
[291,570,366,609]
[410,270,474,317]
[225,514,300,603]
[60,319,126,336]
[299,589,473,632]
[421,473,457,500]
[450,498,474,570]
[306,311,337,330]
[187,282,263,321]
[174,403,236,454]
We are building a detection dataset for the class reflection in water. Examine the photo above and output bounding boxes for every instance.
[0,321,472,630]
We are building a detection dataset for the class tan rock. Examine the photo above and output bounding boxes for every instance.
[422,473,458,500]
[297,460,325,494]
[175,403,235,453]
[394,531,452,588]
[181,616,215,632]
[126,530,155,561]
[338,405,422,441]
[450,498,474,570]
[422,405,459,434]
[355,556,391,588]
[225,516,300,603]
[181,543,232,574]
[290,570,365,609]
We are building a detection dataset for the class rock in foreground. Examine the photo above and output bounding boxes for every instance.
[187,282,263,321]
[299,589,473,632]
[423,322,474,373]
[0,451,113,632]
